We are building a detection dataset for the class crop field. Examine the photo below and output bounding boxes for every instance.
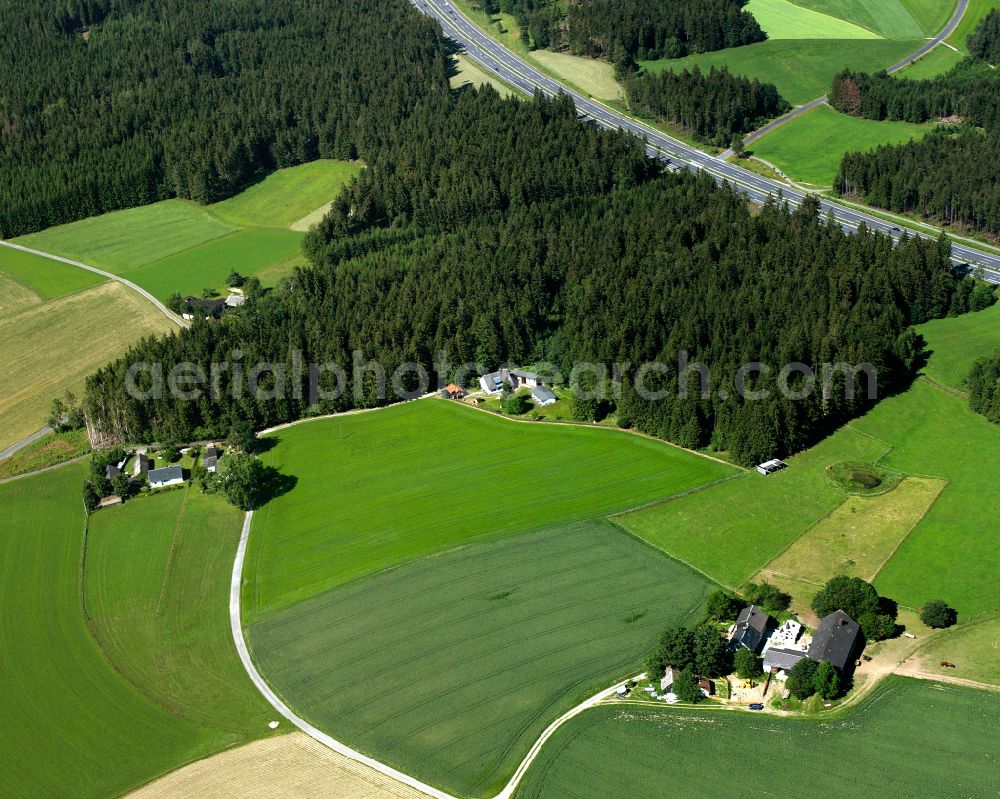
[917,300,1000,389]
[747,0,882,38]
[530,50,622,100]
[787,0,937,38]
[0,281,175,451]
[246,400,734,619]
[85,486,274,736]
[0,244,104,300]
[130,228,304,298]
[641,39,922,105]
[751,104,930,186]
[208,160,362,229]
[127,733,432,799]
[755,476,945,611]
[910,617,1000,686]
[248,520,712,797]
[516,677,1000,799]
[0,465,225,798]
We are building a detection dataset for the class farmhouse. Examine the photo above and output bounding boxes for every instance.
[479,370,508,395]
[148,465,184,488]
[133,452,150,476]
[730,605,774,653]
[202,445,219,473]
[808,610,864,674]
[532,386,557,406]
[756,459,787,476]
[441,383,467,399]
[478,368,547,394]
[511,369,541,388]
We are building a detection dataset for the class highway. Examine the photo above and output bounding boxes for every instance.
[412,0,1000,284]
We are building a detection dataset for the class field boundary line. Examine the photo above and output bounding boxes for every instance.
[0,453,89,485]
[0,240,187,328]
[868,477,949,582]
[154,487,190,617]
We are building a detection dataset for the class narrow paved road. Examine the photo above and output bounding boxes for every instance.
[727,0,968,153]
[0,240,188,328]
[0,426,52,462]
[413,0,1000,283]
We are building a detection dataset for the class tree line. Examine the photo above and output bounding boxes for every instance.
[0,0,450,238]
[968,350,1000,423]
[84,120,979,466]
[482,0,764,67]
[829,10,1000,237]
[624,65,788,146]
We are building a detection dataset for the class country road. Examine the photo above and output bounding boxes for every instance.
[0,240,188,328]
[412,0,1000,284]
[729,0,970,153]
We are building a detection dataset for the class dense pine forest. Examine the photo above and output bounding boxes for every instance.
[0,0,449,238]
[624,66,788,146]
[482,0,764,66]
[968,351,1000,423]
[830,11,1000,237]
[85,124,979,465]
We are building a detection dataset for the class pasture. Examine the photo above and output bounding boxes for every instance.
[750,104,930,186]
[516,678,1000,799]
[0,465,223,798]
[127,733,431,799]
[0,244,103,300]
[248,520,712,798]
[917,299,1000,389]
[641,38,922,105]
[909,616,1000,686]
[899,42,964,79]
[85,485,274,736]
[620,304,1000,618]
[0,281,175,451]
[245,400,734,619]
[208,160,362,229]
[746,0,882,39]
[755,476,945,612]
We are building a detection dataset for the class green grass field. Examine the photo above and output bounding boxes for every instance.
[641,39,923,105]
[948,0,1000,52]
[0,465,227,798]
[13,160,358,299]
[130,228,304,298]
[208,160,361,229]
[516,677,1000,799]
[246,401,734,620]
[899,42,965,79]
[249,520,712,797]
[917,299,1000,388]
[751,104,931,186]
[620,304,1000,618]
[748,0,883,38]
[85,485,275,736]
[912,616,1000,685]
[530,50,622,99]
[787,0,936,38]
[450,54,516,97]
[0,244,104,300]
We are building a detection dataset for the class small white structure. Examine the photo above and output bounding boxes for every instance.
[532,386,557,406]
[660,667,675,693]
[148,465,183,488]
[756,458,787,476]
[764,619,803,651]
[226,293,247,308]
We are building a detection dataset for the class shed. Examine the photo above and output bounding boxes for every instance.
[756,459,787,476]
[531,386,557,406]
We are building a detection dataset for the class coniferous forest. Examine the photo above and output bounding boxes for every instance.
[831,10,1000,237]
[968,351,1000,424]
[624,66,788,146]
[3,0,984,465]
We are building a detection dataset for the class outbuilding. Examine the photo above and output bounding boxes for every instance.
[808,610,864,674]
[756,459,787,476]
[531,386,557,406]
[148,465,184,488]
[730,605,774,653]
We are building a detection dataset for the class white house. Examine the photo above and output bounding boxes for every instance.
[532,386,557,406]
[148,465,184,488]
[756,459,787,475]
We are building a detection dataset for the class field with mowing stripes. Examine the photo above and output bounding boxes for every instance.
[917,300,1000,389]
[85,486,274,736]
[787,0,934,38]
[517,678,1000,799]
[0,244,104,299]
[248,520,712,798]
[747,0,882,38]
[14,160,358,299]
[0,465,224,798]
[0,280,174,451]
[245,400,734,619]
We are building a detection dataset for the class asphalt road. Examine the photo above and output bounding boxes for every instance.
[414,0,1000,284]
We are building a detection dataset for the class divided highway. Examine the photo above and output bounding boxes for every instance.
[414,0,1000,284]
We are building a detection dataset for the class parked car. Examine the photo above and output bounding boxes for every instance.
[748,703,764,711]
